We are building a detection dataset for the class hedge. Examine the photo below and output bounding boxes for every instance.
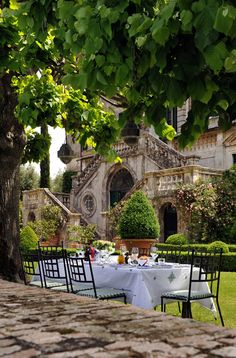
[157,243,236,252]
[156,244,236,271]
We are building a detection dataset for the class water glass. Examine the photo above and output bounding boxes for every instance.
[120,245,127,255]
[131,247,139,264]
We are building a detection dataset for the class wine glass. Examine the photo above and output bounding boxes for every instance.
[120,245,127,255]
[150,245,158,265]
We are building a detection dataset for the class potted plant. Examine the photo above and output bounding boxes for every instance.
[118,190,160,255]
[67,224,96,249]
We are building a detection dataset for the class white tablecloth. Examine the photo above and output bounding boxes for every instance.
[33,260,216,314]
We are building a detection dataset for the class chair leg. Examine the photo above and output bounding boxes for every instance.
[161,298,166,312]
[216,298,224,327]
[182,302,192,319]
[177,301,181,313]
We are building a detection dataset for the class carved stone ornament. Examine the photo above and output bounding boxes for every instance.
[80,192,96,218]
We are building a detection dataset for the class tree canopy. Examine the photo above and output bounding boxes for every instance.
[56,0,236,147]
[2,0,235,156]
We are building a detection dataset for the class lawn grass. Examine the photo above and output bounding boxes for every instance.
[155,272,236,329]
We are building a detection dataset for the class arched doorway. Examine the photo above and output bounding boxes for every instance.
[110,168,134,207]
[28,211,36,222]
[164,204,177,241]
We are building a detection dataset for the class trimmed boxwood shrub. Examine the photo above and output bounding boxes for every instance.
[166,233,188,246]
[157,243,236,252]
[228,245,236,252]
[119,191,160,239]
[207,241,229,253]
[20,225,38,252]
[221,253,236,271]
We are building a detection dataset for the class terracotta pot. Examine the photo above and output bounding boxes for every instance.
[68,242,81,249]
[121,238,157,256]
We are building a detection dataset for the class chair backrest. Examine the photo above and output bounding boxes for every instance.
[188,249,223,299]
[20,251,44,287]
[66,254,97,297]
[38,245,70,291]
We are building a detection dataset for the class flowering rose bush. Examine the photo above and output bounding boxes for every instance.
[176,166,236,243]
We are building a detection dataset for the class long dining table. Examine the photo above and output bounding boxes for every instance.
[32,258,216,315]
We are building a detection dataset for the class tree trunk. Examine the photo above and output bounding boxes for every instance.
[0,73,26,281]
[40,122,50,188]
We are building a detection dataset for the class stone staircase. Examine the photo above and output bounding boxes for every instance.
[74,132,194,195]
[143,132,193,168]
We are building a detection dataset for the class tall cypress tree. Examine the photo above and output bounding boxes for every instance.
[40,123,50,189]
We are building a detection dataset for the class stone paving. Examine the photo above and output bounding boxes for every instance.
[0,279,236,358]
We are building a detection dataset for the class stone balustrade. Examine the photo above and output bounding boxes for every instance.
[145,165,223,196]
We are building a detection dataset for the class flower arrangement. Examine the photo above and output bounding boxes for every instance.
[92,240,115,252]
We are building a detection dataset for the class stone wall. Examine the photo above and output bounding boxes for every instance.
[0,279,235,357]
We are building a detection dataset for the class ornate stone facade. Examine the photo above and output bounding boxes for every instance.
[22,103,236,242]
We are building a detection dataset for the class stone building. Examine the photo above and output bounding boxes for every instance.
[23,101,236,242]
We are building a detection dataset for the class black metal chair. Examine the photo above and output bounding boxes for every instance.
[161,249,224,326]
[38,243,71,292]
[20,251,44,288]
[66,254,127,303]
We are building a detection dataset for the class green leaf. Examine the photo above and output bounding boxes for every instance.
[225,50,236,73]
[103,20,112,40]
[19,92,30,106]
[203,42,228,73]
[74,6,92,20]
[74,19,89,35]
[214,5,236,35]
[217,100,229,111]
[192,0,206,13]
[188,77,206,101]
[96,55,105,67]
[160,0,177,22]
[127,14,142,37]
[96,71,108,85]
[152,26,170,45]
[202,77,219,104]
[77,73,88,91]
[166,79,185,107]
[115,64,129,86]
[136,35,147,48]
[58,1,76,21]
[84,37,103,55]
[153,118,176,140]
[180,10,193,31]
[99,5,111,19]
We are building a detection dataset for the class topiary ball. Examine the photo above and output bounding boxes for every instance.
[20,225,39,253]
[118,190,160,239]
[207,240,229,253]
[165,233,188,245]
